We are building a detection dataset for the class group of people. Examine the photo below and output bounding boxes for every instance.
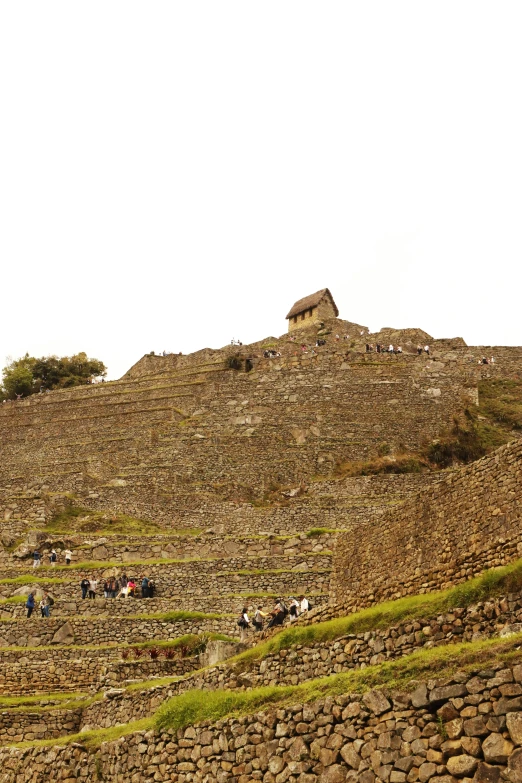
[263,349,281,358]
[79,574,155,600]
[32,549,73,567]
[366,344,404,354]
[25,591,54,618]
[237,595,312,640]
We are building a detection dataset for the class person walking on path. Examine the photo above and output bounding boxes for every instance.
[32,550,41,569]
[49,550,57,567]
[141,576,149,599]
[238,607,251,642]
[252,606,268,632]
[80,578,89,599]
[64,549,72,565]
[26,592,35,618]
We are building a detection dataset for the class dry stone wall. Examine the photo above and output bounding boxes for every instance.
[0,615,237,648]
[79,588,522,731]
[331,439,522,610]
[7,659,522,783]
[0,708,82,745]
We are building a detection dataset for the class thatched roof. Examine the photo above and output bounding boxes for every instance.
[286,288,339,320]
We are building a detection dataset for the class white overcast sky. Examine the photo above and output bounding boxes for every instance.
[1,2,521,380]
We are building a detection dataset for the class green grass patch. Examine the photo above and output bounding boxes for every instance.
[232,557,522,667]
[132,610,232,622]
[306,527,337,537]
[132,632,235,652]
[0,691,88,708]
[479,378,522,431]
[45,506,165,536]
[0,575,65,585]
[13,718,153,750]
[155,633,522,733]
[43,555,214,571]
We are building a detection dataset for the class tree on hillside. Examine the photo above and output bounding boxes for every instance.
[1,352,107,399]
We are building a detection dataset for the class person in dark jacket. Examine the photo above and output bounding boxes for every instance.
[80,578,90,599]
[26,592,35,618]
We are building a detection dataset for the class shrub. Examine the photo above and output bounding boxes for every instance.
[163,648,178,660]
[121,649,130,660]
[148,647,160,660]
[132,647,144,659]
[226,354,243,371]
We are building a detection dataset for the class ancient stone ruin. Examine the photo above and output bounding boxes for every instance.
[0,297,521,782]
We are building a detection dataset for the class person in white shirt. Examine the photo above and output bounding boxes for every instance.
[299,595,310,613]
[289,598,300,621]
[64,549,72,565]
[238,607,251,641]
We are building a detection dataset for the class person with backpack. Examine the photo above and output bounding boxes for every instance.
[237,607,251,641]
[80,578,90,600]
[32,550,41,569]
[39,592,52,618]
[252,606,268,632]
[26,592,35,618]
[141,576,149,599]
[49,550,57,567]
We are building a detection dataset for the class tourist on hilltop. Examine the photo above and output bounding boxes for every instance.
[49,549,57,567]
[252,605,268,633]
[237,607,251,641]
[376,344,381,353]
[388,344,394,353]
[490,357,495,364]
[88,578,97,600]
[396,346,403,354]
[80,577,90,599]
[299,595,312,613]
[417,345,422,355]
[141,575,149,599]
[482,356,489,364]
[26,592,35,618]
[32,550,41,569]
[424,345,430,355]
